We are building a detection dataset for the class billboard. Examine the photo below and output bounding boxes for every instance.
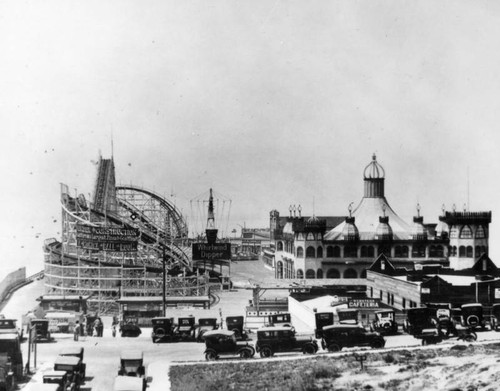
[76,224,139,252]
[192,242,231,260]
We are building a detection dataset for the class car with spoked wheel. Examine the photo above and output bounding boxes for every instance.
[255,326,318,358]
[321,324,385,352]
[202,330,255,361]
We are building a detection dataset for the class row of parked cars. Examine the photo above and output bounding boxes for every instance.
[38,346,86,391]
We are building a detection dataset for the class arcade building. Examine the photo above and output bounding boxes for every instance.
[269,155,492,282]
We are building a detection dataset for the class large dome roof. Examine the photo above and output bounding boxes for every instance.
[363,154,385,179]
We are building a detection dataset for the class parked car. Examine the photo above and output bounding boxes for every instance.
[419,324,478,345]
[196,318,218,341]
[0,319,22,340]
[53,356,84,390]
[490,303,500,331]
[202,330,255,360]
[174,317,196,341]
[41,370,75,391]
[33,384,63,391]
[461,303,487,330]
[336,308,358,324]
[58,347,86,379]
[403,307,435,336]
[225,316,250,340]
[118,351,146,378]
[370,309,398,335]
[113,376,146,391]
[31,319,52,342]
[255,326,318,357]
[151,317,174,343]
[120,323,142,338]
[266,313,292,327]
[321,324,385,352]
[0,334,23,380]
[315,312,334,339]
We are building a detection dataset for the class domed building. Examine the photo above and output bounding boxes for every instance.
[269,155,491,281]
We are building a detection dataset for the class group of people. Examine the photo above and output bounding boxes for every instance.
[73,315,120,340]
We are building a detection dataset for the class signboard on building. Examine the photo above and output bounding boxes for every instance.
[348,298,380,308]
[421,288,431,294]
[76,224,139,252]
[192,242,231,260]
[495,288,500,299]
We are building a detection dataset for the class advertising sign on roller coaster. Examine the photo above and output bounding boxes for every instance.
[192,243,231,260]
[75,224,140,252]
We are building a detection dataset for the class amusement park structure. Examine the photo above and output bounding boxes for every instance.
[43,156,209,314]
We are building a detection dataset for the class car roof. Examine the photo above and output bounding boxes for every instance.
[152,317,173,321]
[258,326,293,332]
[203,330,235,338]
[462,303,482,308]
[0,333,19,340]
[322,324,363,331]
[54,356,81,365]
[43,370,68,377]
[59,347,84,355]
[113,375,144,391]
[120,350,143,360]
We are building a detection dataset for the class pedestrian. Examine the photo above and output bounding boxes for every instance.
[97,317,104,337]
[112,322,117,337]
[73,321,80,341]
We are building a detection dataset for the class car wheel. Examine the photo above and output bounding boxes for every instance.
[240,348,252,359]
[371,339,384,349]
[260,346,273,358]
[303,343,316,355]
[205,350,217,361]
[328,343,342,352]
[467,315,479,327]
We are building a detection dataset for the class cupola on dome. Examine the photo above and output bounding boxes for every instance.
[341,217,359,241]
[363,154,385,179]
[375,216,393,240]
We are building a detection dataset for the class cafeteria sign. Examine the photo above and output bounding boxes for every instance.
[76,224,139,252]
[348,299,380,308]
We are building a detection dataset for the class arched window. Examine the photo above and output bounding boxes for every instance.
[378,245,391,257]
[277,242,283,251]
[297,233,304,240]
[306,269,316,279]
[306,246,316,258]
[411,245,425,258]
[317,246,323,258]
[466,246,473,257]
[361,246,368,257]
[361,246,375,257]
[296,246,304,258]
[326,268,340,278]
[344,268,357,279]
[395,246,402,257]
[296,269,304,279]
[317,269,323,278]
[326,246,334,257]
[475,246,481,258]
[344,246,357,258]
[434,245,444,257]
[452,246,457,256]
[360,269,367,278]
[460,225,473,239]
[400,246,409,257]
[449,226,458,238]
[333,246,341,258]
[277,261,283,279]
[476,226,486,239]
[459,246,466,257]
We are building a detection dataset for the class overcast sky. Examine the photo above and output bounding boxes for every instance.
[1,0,500,275]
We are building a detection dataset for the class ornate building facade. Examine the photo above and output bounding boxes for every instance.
[270,155,491,280]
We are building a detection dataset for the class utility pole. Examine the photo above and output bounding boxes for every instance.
[162,246,166,317]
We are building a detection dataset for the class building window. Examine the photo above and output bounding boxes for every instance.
[475,226,486,239]
[466,246,473,258]
[326,268,340,278]
[296,269,304,279]
[412,245,426,258]
[317,269,323,278]
[333,246,341,258]
[277,261,283,279]
[305,269,316,279]
[460,225,473,239]
[360,269,367,278]
[370,287,373,297]
[296,246,304,258]
[277,242,283,251]
[459,246,466,257]
[402,298,406,309]
[297,233,304,240]
[450,246,457,256]
[429,245,444,257]
[317,246,323,258]
[326,246,334,258]
[344,269,357,279]
[344,245,358,258]
[361,246,375,257]
[306,246,316,258]
[306,233,315,240]
[449,226,458,238]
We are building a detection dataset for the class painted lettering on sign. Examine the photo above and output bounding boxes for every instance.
[192,242,231,260]
[348,299,380,308]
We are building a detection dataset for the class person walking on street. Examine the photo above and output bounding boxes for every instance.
[73,321,80,341]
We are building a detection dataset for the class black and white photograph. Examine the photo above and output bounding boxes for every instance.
[1,1,500,390]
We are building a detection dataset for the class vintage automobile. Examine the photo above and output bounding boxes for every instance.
[0,334,23,380]
[403,307,435,336]
[336,308,358,324]
[461,303,487,330]
[42,370,75,391]
[255,326,318,357]
[321,324,385,352]
[0,319,22,340]
[118,351,146,378]
[202,330,255,360]
[53,356,84,390]
[151,317,175,343]
[113,376,146,391]
[265,313,292,327]
[490,303,500,331]
[0,352,14,391]
[120,323,142,338]
[225,316,250,340]
[196,318,218,341]
[58,347,86,379]
[314,312,334,339]
[31,319,52,342]
[174,316,196,341]
[370,309,399,335]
